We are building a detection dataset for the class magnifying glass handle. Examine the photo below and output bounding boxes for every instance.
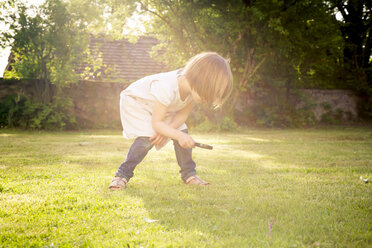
[195,142,213,150]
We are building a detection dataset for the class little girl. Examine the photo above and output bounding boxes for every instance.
[109,52,233,189]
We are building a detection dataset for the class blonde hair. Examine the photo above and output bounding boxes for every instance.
[183,52,233,108]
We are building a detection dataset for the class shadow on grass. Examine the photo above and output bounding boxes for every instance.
[116,135,372,247]
[124,182,268,246]
[119,152,286,246]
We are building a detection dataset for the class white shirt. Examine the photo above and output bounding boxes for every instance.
[119,69,192,146]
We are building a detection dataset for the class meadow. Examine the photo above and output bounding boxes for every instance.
[0,127,371,247]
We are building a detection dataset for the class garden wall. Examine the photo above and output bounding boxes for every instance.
[296,89,359,121]
[64,81,127,129]
[236,88,360,122]
[0,78,127,129]
[0,78,361,128]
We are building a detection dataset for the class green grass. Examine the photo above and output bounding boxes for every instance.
[0,127,371,247]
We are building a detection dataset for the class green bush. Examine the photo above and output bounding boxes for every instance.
[186,103,237,132]
[219,116,238,131]
[320,103,347,124]
[260,88,318,127]
[0,94,30,128]
[234,91,317,128]
[0,94,77,130]
[187,92,317,130]
[358,94,372,120]
[194,118,214,132]
[186,101,239,132]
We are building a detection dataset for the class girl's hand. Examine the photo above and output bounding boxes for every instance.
[149,133,168,147]
[177,132,195,149]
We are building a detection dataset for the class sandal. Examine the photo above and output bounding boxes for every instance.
[109,176,127,190]
[185,175,210,186]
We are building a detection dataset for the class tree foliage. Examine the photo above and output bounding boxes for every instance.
[328,0,372,118]
[0,0,95,103]
[126,0,345,126]
[0,0,106,129]
[329,0,371,91]
[1,0,370,128]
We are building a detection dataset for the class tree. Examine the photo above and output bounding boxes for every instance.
[330,0,371,91]
[127,0,344,126]
[0,0,112,129]
[0,0,95,103]
[1,0,358,128]
[328,0,372,118]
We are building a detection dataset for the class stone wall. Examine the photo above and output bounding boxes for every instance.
[0,79,57,104]
[65,81,127,129]
[0,78,362,128]
[237,88,360,121]
[296,89,360,121]
[0,78,127,129]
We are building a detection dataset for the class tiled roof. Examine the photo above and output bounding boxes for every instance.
[77,36,167,83]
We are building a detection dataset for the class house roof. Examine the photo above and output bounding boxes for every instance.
[77,36,167,83]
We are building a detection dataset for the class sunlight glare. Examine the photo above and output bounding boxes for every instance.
[0,133,15,137]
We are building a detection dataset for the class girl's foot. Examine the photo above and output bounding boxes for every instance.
[109,176,127,190]
[185,175,210,186]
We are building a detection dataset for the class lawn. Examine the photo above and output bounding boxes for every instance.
[0,127,371,247]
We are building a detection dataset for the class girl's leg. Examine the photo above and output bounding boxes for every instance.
[115,136,153,182]
[172,129,197,182]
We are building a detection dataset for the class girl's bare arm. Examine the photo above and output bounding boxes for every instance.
[169,102,194,129]
[151,101,195,148]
